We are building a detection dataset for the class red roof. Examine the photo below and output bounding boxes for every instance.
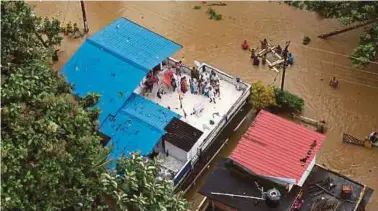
[230,110,326,184]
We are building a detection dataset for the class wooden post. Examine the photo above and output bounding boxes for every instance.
[281,41,290,91]
[281,59,286,91]
[80,0,89,33]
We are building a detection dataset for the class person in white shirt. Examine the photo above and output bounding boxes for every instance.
[208,86,216,104]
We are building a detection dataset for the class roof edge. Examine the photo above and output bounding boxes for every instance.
[119,17,183,50]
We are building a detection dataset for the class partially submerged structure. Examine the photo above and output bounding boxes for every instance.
[198,110,373,211]
[62,17,250,187]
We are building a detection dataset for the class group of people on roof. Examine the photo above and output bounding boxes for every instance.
[173,61,222,104]
[190,66,221,104]
[141,60,221,104]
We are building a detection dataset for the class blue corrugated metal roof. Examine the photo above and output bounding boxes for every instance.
[101,93,180,163]
[62,41,146,123]
[101,112,165,168]
[62,17,182,165]
[120,93,180,131]
[89,17,182,71]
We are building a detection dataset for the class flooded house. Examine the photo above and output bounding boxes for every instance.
[197,110,373,211]
[61,17,250,189]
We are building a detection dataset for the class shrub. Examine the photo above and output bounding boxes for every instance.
[193,5,201,10]
[273,87,304,113]
[207,7,222,20]
[250,81,276,112]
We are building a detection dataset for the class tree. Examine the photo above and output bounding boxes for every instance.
[102,154,189,211]
[286,1,378,67]
[1,1,62,76]
[1,1,188,210]
[273,87,304,114]
[250,81,276,112]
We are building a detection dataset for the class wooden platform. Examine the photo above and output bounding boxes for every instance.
[256,46,284,68]
[342,133,373,148]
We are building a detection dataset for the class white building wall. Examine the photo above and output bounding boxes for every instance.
[165,141,188,162]
[297,155,316,187]
[153,139,164,154]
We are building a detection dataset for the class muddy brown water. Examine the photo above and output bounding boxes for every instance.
[32,2,378,210]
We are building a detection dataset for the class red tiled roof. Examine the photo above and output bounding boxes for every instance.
[230,110,326,184]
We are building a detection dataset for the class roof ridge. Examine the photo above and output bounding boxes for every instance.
[86,38,147,72]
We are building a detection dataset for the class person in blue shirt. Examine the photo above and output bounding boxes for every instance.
[369,131,377,143]
[287,53,294,65]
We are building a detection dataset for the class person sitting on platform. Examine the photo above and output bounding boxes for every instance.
[261,38,268,50]
[329,76,339,88]
[253,56,260,66]
[369,131,377,143]
[249,48,256,59]
[276,45,282,55]
[287,53,294,65]
[242,40,249,50]
[262,53,267,65]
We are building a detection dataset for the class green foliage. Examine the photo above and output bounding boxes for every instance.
[1,62,108,210]
[81,92,101,108]
[193,5,201,10]
[250,81,276,112]
[286,1,378,67]
[102,153,189,211]
[350,23,378,67]
[207,7,222,20]
[1,1,62,74]
[273,87,304,113]
[1,1,188,210]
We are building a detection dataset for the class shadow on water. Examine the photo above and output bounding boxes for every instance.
[32,2,378,210]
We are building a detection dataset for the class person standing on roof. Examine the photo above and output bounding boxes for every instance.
[210,70,219,84]
[191,66,200,80]
[208,86,216,104]
[176,60,182,76]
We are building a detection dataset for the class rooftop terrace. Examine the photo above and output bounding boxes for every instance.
[138,63,245,144]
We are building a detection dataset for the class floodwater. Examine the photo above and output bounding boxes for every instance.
[32,2,378,210]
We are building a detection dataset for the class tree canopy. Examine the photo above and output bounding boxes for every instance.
[286,1,378,67]
[1,1,188,210]
[250,81,276,113]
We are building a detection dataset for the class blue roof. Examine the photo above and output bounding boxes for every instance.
[120,93,179,131]
[89,17,182,71]
[62,41,146,123]
[101,94,179,167]
[62,17,182,164]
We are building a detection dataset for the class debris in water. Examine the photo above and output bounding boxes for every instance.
[193,5,201,10]
[303,36,311,45]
